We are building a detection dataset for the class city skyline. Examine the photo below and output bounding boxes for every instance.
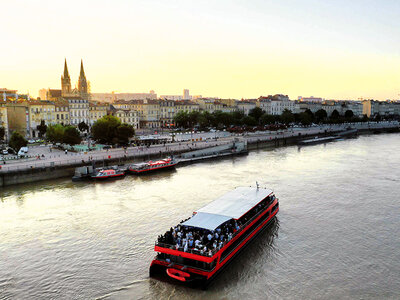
[1,0,400,100]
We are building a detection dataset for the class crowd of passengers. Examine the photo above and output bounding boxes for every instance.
[157,194,276,257]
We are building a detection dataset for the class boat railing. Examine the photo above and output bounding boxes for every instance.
[155,256,217,272]
[156,198,276,257]
[155,242,218,257]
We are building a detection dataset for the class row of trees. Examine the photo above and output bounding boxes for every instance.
[46,124,82,145]
[1,115,135,153]
[173,107,377,129]
[91,115,135,145]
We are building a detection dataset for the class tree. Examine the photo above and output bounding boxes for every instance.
[188,111,200,128]
[198,111,213,128]
[91,115,122,144]
[231,111,245,125]
[305,109,315,122]
[248,107,264,123]
[344,110,354,119]
[0,127,5,141]
[63,126,82,145]
[241,115,257,126]
[78,121,89,132]
[330,109,340,120]
[173,111,189,128]
[315,109,328,123]
[116,123,135,144]
[36,120,47,138]
[260,114,276,125]
[299,112,312,125]
[46,124,65,143]
[280,109,294,125]
[9,132,27,152]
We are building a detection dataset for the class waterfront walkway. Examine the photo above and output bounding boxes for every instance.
[0,121,398,173]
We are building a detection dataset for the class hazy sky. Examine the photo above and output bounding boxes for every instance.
[1,0,399,99]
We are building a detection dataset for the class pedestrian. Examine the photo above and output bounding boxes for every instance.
[65,149,68,155]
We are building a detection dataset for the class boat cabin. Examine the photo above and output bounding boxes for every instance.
[154,187,279,274]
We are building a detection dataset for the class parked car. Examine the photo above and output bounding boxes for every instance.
[28,139,36,144]
[2,149,8,155]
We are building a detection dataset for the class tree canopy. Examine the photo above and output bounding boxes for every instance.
[345,110,354,119]
[46,124,65,144]
[63,126,82,145]
[9,132,27,152]
[248,107,264,124]
[315,109,328,123]
[78,121,89,132]
[0,127,5,141]
[36,120,47,138]
[91,115,134,145]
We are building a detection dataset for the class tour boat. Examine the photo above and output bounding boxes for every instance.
[149,186,279,289]
[127,158,178,175]
[91,168,126,180]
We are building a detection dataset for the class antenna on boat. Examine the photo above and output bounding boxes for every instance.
[256,181,259,190]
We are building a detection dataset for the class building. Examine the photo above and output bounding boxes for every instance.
[159,99,175,127]
[1,88,19,101]
[0,104,8,140]
[159,95,183,101]
[183,89,190,100]
[258,95,296,115]
[67,97,89,125]
[89,101,108,125]
[175,100,200,114]
[28,101,56,138]
[298,96,324,103]
[6,102,30,137]
[110,106,139,129]
[38,88,47,100]
[235,100,256,115]
[91,91,157,103]
[55,99,70,125]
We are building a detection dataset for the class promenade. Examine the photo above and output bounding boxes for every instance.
[0,121,398,174]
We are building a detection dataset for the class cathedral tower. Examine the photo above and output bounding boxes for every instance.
[61,58,71,97]
[78,59,88,97]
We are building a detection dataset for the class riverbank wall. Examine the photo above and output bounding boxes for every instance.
[1,124,398,187]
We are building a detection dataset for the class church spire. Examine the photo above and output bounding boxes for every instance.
[61,58,71,97]
[63,58,70,79]
[79,59,85,78]
[78,59,88,98]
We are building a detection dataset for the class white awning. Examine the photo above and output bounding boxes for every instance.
[182,212,232,231]
[182,187,273,231]
[197,187,272,219]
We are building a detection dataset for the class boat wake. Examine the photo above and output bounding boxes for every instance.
[95,279,148,300]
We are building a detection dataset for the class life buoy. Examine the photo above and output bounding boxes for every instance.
[166,268,191,282]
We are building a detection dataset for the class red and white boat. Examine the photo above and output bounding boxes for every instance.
[128,158,178,175]
[91,168,126,180]
[149,186,279,289]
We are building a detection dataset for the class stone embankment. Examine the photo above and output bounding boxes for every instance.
[0,122,398,187]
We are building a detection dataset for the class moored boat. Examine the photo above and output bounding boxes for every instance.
[127,157,177,175]
[149,186,279,289]
[91,168,126,180]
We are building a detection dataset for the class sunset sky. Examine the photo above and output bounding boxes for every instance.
[1,0,399,100]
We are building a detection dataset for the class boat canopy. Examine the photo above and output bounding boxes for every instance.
[182,187,272,231]
[182,212,232,231]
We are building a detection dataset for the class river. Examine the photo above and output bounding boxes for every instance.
[0,133,399,299]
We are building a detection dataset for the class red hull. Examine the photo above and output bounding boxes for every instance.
[128,163,177,174]
[150,199,279,287]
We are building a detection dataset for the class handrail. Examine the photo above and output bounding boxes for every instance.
[155,199,275,257]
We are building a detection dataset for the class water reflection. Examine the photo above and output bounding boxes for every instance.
[1,134,400,299]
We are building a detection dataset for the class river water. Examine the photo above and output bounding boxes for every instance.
[0,133,399,300]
